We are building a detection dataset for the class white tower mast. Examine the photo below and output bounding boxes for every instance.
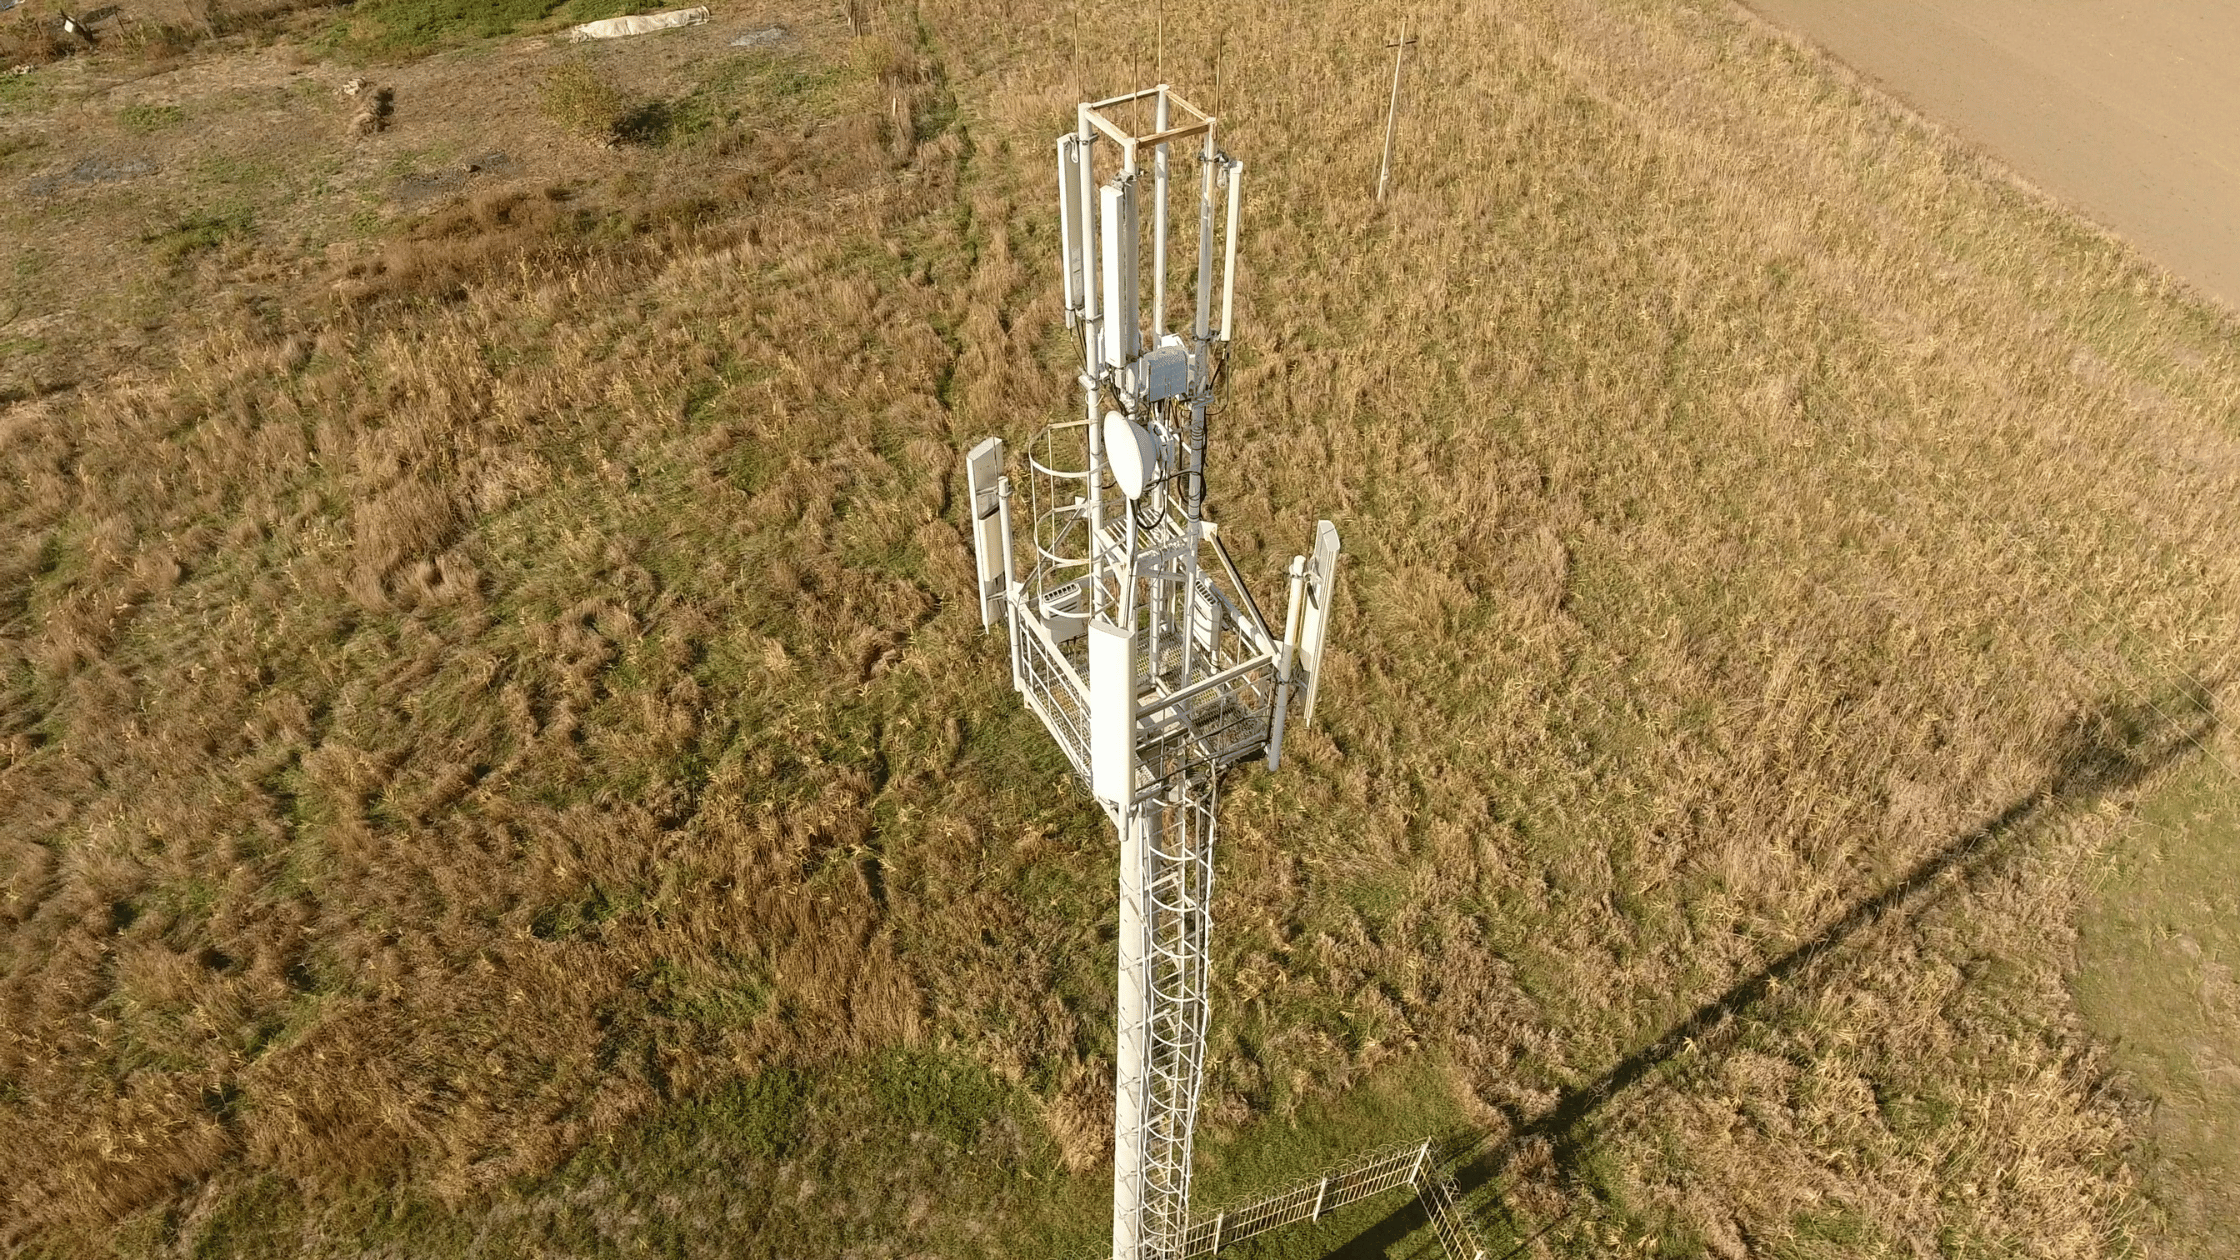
[964,87,1341,1260]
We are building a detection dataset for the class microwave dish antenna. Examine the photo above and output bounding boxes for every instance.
[1104,411,1157,501]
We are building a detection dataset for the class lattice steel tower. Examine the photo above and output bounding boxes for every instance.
[962,86,1340,1260]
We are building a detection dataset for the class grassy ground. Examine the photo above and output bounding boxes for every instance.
[3,0,2239,1257]
[2073,758,2240,1257]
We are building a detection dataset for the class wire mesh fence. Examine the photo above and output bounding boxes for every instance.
[1168,1136,1488,1260]
[1416,1162,1488,1260]
[1057,1134,1490,1260]
[1177,1139,1424,1257]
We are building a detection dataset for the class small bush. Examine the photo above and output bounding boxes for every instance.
[118,103,186,133]
[141,207,253,265]
[538,57,629,143]
[0,9,76,68]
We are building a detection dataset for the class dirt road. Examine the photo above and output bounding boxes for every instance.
[1743,0,2240,313]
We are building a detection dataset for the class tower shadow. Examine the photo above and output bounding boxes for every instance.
[1327,688,2215,1256]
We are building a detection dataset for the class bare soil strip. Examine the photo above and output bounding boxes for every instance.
[1743,0,2240,312]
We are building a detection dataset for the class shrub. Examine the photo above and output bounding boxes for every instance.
[118,103,185,133]
[141,207,253,265]
[0,5,77,67]
[538,56,629,143]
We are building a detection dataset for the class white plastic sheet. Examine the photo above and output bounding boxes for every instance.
[569,7,709,41]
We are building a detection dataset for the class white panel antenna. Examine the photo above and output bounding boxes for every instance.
[965,436,1009,629]
[1293,519,1341,729]
[1058,138,1088,329]
[959,85,1359,1260]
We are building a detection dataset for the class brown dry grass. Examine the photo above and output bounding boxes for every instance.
[0,0,334,67]
[3,0,2240,1255]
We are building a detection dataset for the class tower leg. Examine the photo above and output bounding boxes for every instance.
[1114,774,1216,1260]
[1113,804,1149,1260]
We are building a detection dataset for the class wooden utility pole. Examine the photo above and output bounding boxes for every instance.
[1377,15,1418,202]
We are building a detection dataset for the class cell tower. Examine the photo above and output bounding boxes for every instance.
[961,85,1340,1260]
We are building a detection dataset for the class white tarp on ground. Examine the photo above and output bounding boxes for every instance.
[569,7,709,41]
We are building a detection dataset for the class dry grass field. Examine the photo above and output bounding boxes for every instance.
[4,0,2239,1257]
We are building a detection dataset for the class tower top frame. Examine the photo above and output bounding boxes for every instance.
[1078,84,1217,166]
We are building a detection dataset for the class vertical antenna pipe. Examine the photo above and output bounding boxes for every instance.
[1146,566,1164,689]
[1266,553,1306,770]
[1078,109,1101,373]
[1101,184,1136,382]
[1058,136,1084,328]
[1183,122,1218,522]
[999,476,1023,693]
[1182,125,1217,522]
[1220,161,1243,342]
[1152,86,1170,337]
[1078,109,1107,607]
[1099,180,1141,620]
[1377,15,1408,202]
[1193,125,1216,343]
[1119,507,1140,626]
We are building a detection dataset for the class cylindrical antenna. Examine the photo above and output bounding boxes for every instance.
[1152,86,1170,338]
[1078,105,1106,583]
[1266,554,1307,770]
[1101,182,1140,372]
[1193,123,1215,342]
[1058,136,1084,328]
[999,476,1023,692]
[1187,122,1217,523]
[1079,109,1102,374]
[1220,160,1243,342]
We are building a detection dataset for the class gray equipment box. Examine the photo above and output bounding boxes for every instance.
[1139,338,1192,402]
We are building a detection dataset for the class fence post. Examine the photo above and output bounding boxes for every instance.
[1408,1139,1431,1188]
[1211,1211,1224,1253]
[1311,1176,1328,1221]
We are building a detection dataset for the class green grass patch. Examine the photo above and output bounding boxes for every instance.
[1189,1055,1514,1260]
[2073,755,2240,1247]
[118,103,185,133]
[0,74,51,109]
[330,0,641,57]
[643,52,846,147]
[535,47,847,150]
[1194,1056,1460,1207]
[867,1046,1011,1150]
[143,207,254,265]
[341,0,672,55]
[642,954,773,1030]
